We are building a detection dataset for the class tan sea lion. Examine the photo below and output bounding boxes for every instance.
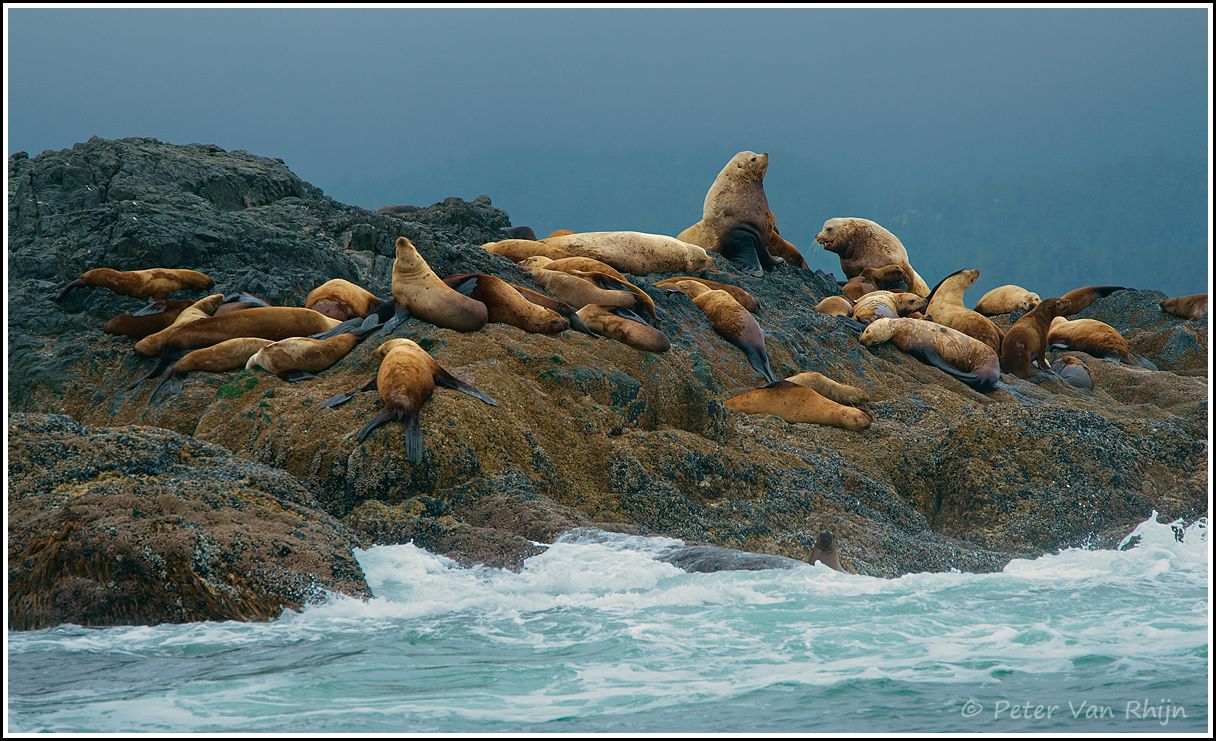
[815,218,931,296]
[808,531,844,571]
[812,296,854,318]
[541,231,713,275]
[528,268,655,325]
[1160,294,1207,321]
[510,284,596,336]
[346,338,498,465]
[1058,286,1124,315]
[133,294,226,356]
[861,264,911,289]
[851,291,927,324]
[724,381,872,430]
[656,277,760,312]
[482,239,575,263]
[245,316,380,381]
[520,255,630,282]
[142,306,347,356]
[676,151,788,275]
[785,372,869,405]
[860,317,1000,392]
[575,305,670,353]
[103,299,195,339]
[305,279,381,321]
[382,236,488,335]
[999,298,1074,379]
[213,293,272,316]
[1048,317,1155,369]
[671,280,775,382]
[975,285,1041,316]
[149,337,276,401]
[924,269,1004,353]
[56,267,215,302]
[443,273,569,335]
[545,229,576,238]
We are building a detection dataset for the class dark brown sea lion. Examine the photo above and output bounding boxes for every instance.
[1058,286,1125,315]
[999,298,1074,379]
[724,380,873,430]
[443,273,569,335]
[860,317,1000,392]
[103,299,195,339]
[213,293,272,316]
[808,531,844,571]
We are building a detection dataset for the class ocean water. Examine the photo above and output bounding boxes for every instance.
[7,514,1209,733]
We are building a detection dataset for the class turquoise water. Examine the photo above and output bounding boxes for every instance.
[7,515,1209,733]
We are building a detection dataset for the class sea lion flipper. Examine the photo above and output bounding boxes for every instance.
[54,278,85,301]
[351,313,382,340]
[447,275,481,298]
[838,317,868,332]
[310,316,364,340]
[149,369,185,404]
[913,346,984,388]
[567,311,598,337]
[128,350,183,390]
[718,226,766,277]
[434,368,498,407]
[377,304,412,337]
[403,411,424,465]
[321,377,377,408]
[356,407,397,442]
[609,307,650,325]
[1134,355,1158,371]
[279,370,317,383]
[744,345,778,384]
[131,300,169,317]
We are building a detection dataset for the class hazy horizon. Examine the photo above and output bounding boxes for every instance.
[7,8,1210,298]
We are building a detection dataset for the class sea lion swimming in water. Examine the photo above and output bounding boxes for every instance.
[305,279,381,321]
[245,315,381,381]
[335,338,498,465]
[380,236,489,336]
[670,280,775,383]
[860,317,1001,392]
[815,218,931,297]
[923,269,1004,354]
[724,380,873,430]
[808,531,844,571]
[442,273,570,335]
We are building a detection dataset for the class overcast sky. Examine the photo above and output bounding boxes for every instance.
[7,8,1210,296]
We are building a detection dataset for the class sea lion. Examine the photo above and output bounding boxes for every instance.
[1054,355,1093,390]
[724,380,873,430]
[141,306,348,357]
[519,255,630,283]
[102,299,195,339]
[245,315,380,381]
[851,291,927,325]
[812,296,854,318]
[351,338,498,464]
[999,298,1074,379]
[528,268,654,325]
[1160,294,1207,321]
[575,305,670,353]
[510,284,596,336]
[676,151,789,276]
[500,226,538,241]
[382,236,488,335]
[305,279,381,321]
[670,280,775,382]
[841,274,880,301]
[861,264,911,290]
[213,293,272,316]
[1048,316,1155,369]
[815,218,931,297]
[924,269,1004,353]
[975,284,1040,316]
[482,239,575,263]
[1058,286,1124,315]
[860,317,1000,392]
[133,294,226,356]
[786,372,869,405]
[808,531,844,571]
[443,273,569,335]
[656,276,760,312]
[56,267,215,303]
[541,231,713,275]
[149,337,276,401]
[545,229,576,238]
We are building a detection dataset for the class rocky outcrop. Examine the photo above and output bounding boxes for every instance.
[7,414,370,630]
[7,138,1208,627]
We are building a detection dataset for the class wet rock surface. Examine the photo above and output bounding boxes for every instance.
[8,138,1208,625]
[7,413,370,630]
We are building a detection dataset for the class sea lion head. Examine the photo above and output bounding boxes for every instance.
[725,150,768,181]
[893,292,928,315]
[1040,297,1073,317]
[815,217,856,254]
[375,337,423,357]
[1019,292,1042,312]
[394,236,424,270]
[671,280,711,299]
[858,317,898,345]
